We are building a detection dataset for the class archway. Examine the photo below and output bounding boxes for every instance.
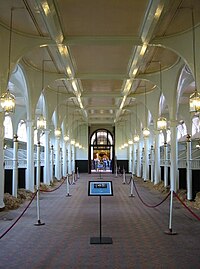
[89,129,114,173]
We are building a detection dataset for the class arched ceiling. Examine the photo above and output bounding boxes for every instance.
[1,0,200,126]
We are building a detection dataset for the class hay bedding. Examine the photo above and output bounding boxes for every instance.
[141,180,200,210]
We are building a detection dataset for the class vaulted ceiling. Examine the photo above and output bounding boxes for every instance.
[1,0,200,127]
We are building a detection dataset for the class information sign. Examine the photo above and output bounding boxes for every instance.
[88,181,113,196]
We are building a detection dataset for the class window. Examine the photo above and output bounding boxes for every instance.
[4,116,13,139]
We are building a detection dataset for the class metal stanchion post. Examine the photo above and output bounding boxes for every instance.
[66,174,71,197]
[72,171,75,184]
[122,168,126,184]
[129,175,135,197]
[34,141,45,226]
[77,167,80,179]
[164,190,177,235]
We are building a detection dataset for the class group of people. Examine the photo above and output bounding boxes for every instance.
[93,156,111,171]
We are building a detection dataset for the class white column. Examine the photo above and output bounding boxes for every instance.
[136,143,141,177]
[170,120,178,192]
[68,143,72,174]
[164,141,168,187]
[129,145,132,173]
[150,145,154,183]
[12,134,18,197]
[36,141,41,188]
[50,145,54,182]
[186,134,192,200]
[26,120,35,192]
[154,130,160,185]
[55,137,61,180]
[60,147,63,178]
[44,130,50,185]
[62,140,67,177]
[132,143,136,175]
[71,145,75,172]
[143,138,149,181]
[0,113,5,209]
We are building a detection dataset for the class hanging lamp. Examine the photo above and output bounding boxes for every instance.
[0,8,16,114]
[142,85,150,137]
[157,62,167,130]
[37,60,46,130]
[54,87,61,137]
[189,8,200,113]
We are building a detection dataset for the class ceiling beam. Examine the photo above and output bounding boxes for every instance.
[64,36,142,46]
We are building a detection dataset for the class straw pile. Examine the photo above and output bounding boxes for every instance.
[4,189,33,210]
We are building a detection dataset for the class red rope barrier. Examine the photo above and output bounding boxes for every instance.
[133,179,170,208]
[173,191,200,221]
[0,191,38,240]
[40,177,66,193]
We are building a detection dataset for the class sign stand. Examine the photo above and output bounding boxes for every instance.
[90,196,113,244]
[88,181,113,244]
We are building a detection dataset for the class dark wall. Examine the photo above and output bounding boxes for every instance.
[5,170,12,194]
[179,168,187,189]
[192,170,200,199]
[75,160,88,173]
[116,160,129,173]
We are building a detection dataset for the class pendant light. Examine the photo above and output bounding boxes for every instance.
[157,62,167,130]
[54,87,61,137]
[0,8,16,114]
[134,104,140,142]
[189,8,200,112]
[143,85,150,137]
[37,60,46,130]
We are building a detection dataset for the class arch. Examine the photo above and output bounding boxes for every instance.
[89,128,114,174]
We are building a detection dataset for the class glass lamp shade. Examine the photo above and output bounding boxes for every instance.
[124,142,128,147]
[37,115,46,130]
[121,145,125,149]
[189,90,200,112]
[157,117,167,130]
[0,90,15,113]
[143,127,150,137]
[134,134,140,142]
[75,142,79,147]
[71,139,75,145]
[128,139,133,145]
[54,128,61,137]
[64,135,69,141]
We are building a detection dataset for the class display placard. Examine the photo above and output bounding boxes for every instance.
[88,181,113,196]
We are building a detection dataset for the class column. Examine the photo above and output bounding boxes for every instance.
[50,145,54,182]
[129,145,132,173]
[0,113,5,209]
[164,141,168,187]
[132,143,136,175]
[55,137,61,180]
[43,130,50,185]
[26,120,35,192]
[186,134,192,200]
[68,143,72,175]
[12,134,18,197]
[170,120,178,192]
[143,138,149,181]
[154,130,160,185]
[71,144,75,172]
[136,143,141,177]
[150,145,154,183]
[36,141,41,188]
[62,140,67,177]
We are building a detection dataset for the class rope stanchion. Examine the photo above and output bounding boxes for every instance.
[164,190,177,235]
[132,178,170,208]
[129,175,135,198]
[0,191,37,239]
[173,191,200,221]
[40,177,66,193]
[122,168,126,184]
[66,174,71,197]
[34,186,45,226]
[77,167,80,179]
[72,171,76,184]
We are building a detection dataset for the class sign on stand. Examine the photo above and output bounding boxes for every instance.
[88,181,113,244]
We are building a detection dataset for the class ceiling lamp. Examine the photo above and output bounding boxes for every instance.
[64,134,69,141]
[134,134,140,142]
[71,139,75,145]
[54,128,61,137]
[189,9,200,113]
[156,62,167,130]
[124,142,128,147]
[0,9,16,114]
[37,114,46,130]
[143,85,150,137]
[128,139,133,145]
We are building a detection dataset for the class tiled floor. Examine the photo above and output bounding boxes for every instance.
[0,173,200,269]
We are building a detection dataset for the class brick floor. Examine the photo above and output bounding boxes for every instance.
[0,173,200,269]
